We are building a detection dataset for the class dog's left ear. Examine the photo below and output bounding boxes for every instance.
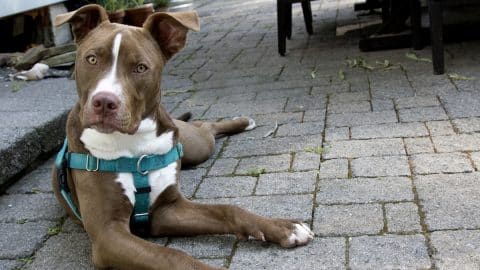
[143,11,200,59]
[55,4,109,43]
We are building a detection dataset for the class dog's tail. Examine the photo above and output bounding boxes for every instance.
[176,112,192,122]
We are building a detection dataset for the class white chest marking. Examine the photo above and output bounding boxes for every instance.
[89,33,124,102]
[80,118,177,206]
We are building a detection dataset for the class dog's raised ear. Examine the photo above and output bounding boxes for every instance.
[55,4,108,43]
[143,11,200,60]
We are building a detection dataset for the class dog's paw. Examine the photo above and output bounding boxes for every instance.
[233,116,256,131]
[285,223,314,247]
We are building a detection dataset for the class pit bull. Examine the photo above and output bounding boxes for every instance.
[52,4,313,270]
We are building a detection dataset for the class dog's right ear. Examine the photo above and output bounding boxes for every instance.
[55,4,108,43]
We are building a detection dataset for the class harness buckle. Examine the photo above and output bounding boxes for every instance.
[137,155,149,175]
[85,155,99,172]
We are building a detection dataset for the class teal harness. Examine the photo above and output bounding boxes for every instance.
[55,139,183,234]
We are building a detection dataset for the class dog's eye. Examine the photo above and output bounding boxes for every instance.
[134,64,148,73]
[86,55,97,65]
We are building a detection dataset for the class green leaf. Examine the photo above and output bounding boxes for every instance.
[338,69,346,81]
[246,168,266,177]
[406,52,432,63]
[304,146,324,155]
[47,226,62,236]
[448,73,476,81]
[16,219,28,224]
[310,70,316,79]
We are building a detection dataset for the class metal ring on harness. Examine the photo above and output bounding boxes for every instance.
[85,155,99,172]
[136,155,149,175]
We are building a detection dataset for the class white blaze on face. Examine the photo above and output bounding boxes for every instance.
[89,33,124,103]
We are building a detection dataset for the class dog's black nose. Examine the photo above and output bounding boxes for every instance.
[92,93,120,116]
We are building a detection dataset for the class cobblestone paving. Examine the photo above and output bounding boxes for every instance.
[2,0,480,269]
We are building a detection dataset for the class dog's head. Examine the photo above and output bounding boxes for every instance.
[56,4,199,134]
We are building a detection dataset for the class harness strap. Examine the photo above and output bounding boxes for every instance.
[55,138,183,234]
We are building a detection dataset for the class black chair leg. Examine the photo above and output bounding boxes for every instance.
[410,0,422,50]
[301,0,313,35]
[287,2,293,39]
[277,0,287,56]
[429,0,444,74]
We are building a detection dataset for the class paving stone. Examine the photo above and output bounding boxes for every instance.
[285,96,327,112]
[291,152,320,171]
[431,134,480,152]
[236,154,291,174]
[411,153,473,174]
[0,260,21,270]
[323,138,405,159]
[351,122,428,139]
[255,88,309,100]
[256,171,317,195]
[252,112,303,126]
[316,177,413,204]
[371,98,394,111]
[395,95,440,109]
[276,121,324,137]
[0,194,63,222]
[61,218,84,234]
[404,137,435,154]
[222,135,322,158]
[194,194,313,222]
[6,169,52,194]
[313,204,383,236]
[471,152,480,170]
[452,117,480,133]
[303,109,326,122]
[208,158,238,176]
[426,120,455,136]
[327,110,397,127]
[230,237,346,270]
[329,91,370,104]
[415,173,480,230]
[180,168,207,199]
[399,107,448,122]
[26,233,93,270]
[228,125,273,142]
[0,221,54,259]
[328,101,371,114]
[204,99,286,118]
[431,230,480,270]
[351,156,410,177]
[199,259,226,268]
[196,176,256,199]
[385,202,421,233]
[167,235,235,258]
[349,235,431,269]
[318,159,348,179]
[442,92,480,118]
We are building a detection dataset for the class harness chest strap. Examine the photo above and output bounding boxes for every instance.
[55,139,183,229]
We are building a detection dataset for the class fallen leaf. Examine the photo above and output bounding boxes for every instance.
[448,73,475,81]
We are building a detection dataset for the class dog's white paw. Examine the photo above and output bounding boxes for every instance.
[233,117,256,131]
[287,223,314,246]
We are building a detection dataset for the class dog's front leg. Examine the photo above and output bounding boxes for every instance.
[89,222,222,270]
[151,198,314,248]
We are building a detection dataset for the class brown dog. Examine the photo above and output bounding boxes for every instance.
[52,4,313,270]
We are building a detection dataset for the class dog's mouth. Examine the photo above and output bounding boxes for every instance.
[87,119,140,135]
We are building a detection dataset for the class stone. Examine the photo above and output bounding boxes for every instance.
[426,121,455,135]
[453,117,480,133]
[276,121,324,137]
[0,194,63,223]
[285,96,327,112]
[351,156,410,177]
[371,98,394,111]
[229,237,346,270]
[208,158,238,176]
[251,112,303,126]
[6,169,52,194]
[471,152,480,170]
[324,127,349,141]
[351,122,428,139]
[431,230,480,270]
[328,101,371,114]
[323,138,405,159]
[256,171,317,195]
[319,159,349,179]
[329,91,370,104]
[236,154,291,174]
[195,176,256,199]
[411,153,473,174]
[0,221,54,259]
[0,260,21,270]
[415,173,480,230]
[399,106,448,122]
[313,204,383,236]
[385,202,421,233]
[395,95,440,109]
[291,151,320,171]
[349,235,431,269]
[303,109,326,122]
[26,233,93,270]
[327,110,397,127]
[194,194,313,222]
[316,177,413,204]
[442,92,480,118]
[404,137,435,154]
[204,99,286,118]
[180,168,206,199]
[167,235,236,258]
[431,134,480,152]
